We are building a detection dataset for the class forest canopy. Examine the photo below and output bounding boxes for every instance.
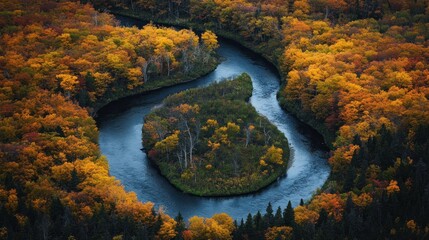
[0,0,219,238]
[97,0,429,238]
[1,0,429,239]
[143,74,290,196]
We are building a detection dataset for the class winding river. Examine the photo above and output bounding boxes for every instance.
[96,16,331,220]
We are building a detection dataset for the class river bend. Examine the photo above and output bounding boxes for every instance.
[97,17,331,220]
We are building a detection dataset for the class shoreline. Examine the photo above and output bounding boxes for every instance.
[94,59,219,114]
[143,151,289,198]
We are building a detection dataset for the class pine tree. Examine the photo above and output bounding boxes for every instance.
[254,211,263,239]
[343,166,356,192]
[174,212,185,240]
[254,211,263,232]
[283,201,295,226]
[245,213,254,237]
[274,207,283,226]
[316,208,328,228]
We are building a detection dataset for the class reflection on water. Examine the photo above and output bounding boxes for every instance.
[97,17,330,221]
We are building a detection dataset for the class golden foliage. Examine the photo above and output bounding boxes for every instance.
[265,226,293,240]
[294,206,319,225]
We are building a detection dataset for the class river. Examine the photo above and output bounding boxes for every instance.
[96,16,331,221]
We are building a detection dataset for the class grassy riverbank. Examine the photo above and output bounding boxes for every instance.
[142,73,290,196]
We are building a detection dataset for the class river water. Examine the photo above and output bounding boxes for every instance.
[97,16,330,220]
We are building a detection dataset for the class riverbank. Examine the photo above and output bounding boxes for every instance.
[142,73,290,197]
[93,57,219,113]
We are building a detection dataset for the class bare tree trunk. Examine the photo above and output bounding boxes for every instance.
[142,58,152,82]
[263,126,271,145]
[165,55,171,76]
[325,6,329,19]
[233,153,239,176]
[245,126,252,147]
[130,0,135,11]
[92,12,98,26]
[183,146,188,169]
[40,214,51,240]
[184,120,194,167]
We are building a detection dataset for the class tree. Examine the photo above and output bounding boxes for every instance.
[174,212,185,239]
[283,201,295,226]
[154,131,180,162]
[309,193,344,222]
[188,213,234,240]
[314,0,348,19]
[174,104,200,169]
[260,146,284,165]
[386,180,400,195]
[265,226,293,240]
[265,202,274,227]
[274,207,283,226]
[294,206,319,225]
[201,30,219,52]
[57,74,79,98]
[245,124,255,147]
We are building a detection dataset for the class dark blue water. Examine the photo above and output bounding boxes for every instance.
[97,17,330,221]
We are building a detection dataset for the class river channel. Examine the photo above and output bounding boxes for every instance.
[97,16,331,220]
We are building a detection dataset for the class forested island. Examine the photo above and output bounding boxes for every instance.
[143,74,289,196]
[1,0,429,239]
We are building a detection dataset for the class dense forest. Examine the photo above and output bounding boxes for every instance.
[104,0,429,239]
[143,74,289,196]
[1,0,429,239]
[0,0,217,239]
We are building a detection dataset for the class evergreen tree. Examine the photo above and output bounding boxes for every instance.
[316,208,328,228]
[245,213,253,237]
[283,201,295,227]
[254,211,263,232]
[264,202,274,227]
[235,219,245,240]
[343,166,356,192]
[254,211,263,239]
[274,206,283,226]
[174,212,185,240]
[84,71,95,92]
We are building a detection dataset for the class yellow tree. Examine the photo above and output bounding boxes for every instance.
[260,145,284,165]
[201,30,219,52]
[127,67,143,89]
[57,74,79,98]
[154,131,180,161]
[156,212,177,240]
[265,226,293,240]
[294,206,319,225]
[173,104,200,169]
[188,213,234,240]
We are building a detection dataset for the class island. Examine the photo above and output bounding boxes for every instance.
[142,73,290,196]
